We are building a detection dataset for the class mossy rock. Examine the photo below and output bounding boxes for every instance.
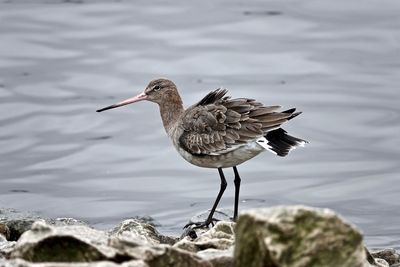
[234,206,369,267]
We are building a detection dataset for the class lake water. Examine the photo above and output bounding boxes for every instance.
[0,0,399,249]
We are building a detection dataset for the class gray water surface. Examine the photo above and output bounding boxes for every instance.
[0,0,399,248]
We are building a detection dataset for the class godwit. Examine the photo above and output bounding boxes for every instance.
[97,78,307,228]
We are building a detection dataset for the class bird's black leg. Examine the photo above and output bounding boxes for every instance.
[185,167,227,229]
[233,166,241,221]
[202,167,227,226]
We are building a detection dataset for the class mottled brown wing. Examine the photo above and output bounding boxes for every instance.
[178,89,298,155]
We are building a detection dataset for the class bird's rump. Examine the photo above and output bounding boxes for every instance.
[178,89,298,155]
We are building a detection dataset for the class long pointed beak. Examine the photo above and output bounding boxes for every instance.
[96,92,147,112]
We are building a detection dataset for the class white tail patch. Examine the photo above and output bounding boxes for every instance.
[291,140,307,150]
[297,140,306,147]
[256,137,277,155]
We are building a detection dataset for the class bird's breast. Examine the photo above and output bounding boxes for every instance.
[172,140,264,169]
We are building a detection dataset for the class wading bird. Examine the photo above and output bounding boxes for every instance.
[97,78,306,228]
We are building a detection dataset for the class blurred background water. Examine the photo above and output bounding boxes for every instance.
[0,0,399,248]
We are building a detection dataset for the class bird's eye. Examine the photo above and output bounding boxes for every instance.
[153,85,161,91]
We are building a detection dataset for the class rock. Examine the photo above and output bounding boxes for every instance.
[0,258,149,267]
[0,209,89,242]
[10,221,117,262]
[234,206,369,267]
[8,219,211,267]
[142,245,212,267]
[2,220,36,243]
[0,209,42,241]
[365,248,390,267]
[109,219,177,246]
[197,248,233,267]
[1,206,398,267]
[47,218,89,228]
[0,224,15,259]
[371,249,400,266]
[0,240,16,259]
[109,237,212,267]
[0,225,10,241]
[374,259,389,267]
[121,261,149,267]
[175,221,235,253]
[174,221,235,267]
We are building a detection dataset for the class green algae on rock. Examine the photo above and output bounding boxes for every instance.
[234,206,370,267]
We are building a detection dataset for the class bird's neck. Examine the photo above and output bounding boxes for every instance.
[159,96,184,134]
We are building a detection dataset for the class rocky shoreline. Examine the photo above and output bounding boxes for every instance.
[1,206,399,267]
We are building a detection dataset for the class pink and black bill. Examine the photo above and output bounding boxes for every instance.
[96,92,147,112]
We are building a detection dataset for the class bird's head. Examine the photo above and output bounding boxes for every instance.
[96,78,179,112]
[144,78,178,104]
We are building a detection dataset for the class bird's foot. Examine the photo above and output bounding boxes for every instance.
[183,218,220,229]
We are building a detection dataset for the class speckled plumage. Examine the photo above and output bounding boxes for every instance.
[175,88,300,159]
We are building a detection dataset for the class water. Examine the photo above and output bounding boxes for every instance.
[0,0,399,248]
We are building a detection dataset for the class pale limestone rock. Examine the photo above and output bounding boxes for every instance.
[174,221,235,253]
[8,220,211,267]
[109,219,176,246]
[10,221,116,262]
[197,248,233,267]
[109,237,212,267]
[174,221,235,267]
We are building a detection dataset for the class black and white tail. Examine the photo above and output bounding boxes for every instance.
[263,128,307,157]
[255,108,307,156]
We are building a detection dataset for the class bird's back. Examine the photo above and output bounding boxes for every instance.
[167,89,300,167]
[175,89,301,157]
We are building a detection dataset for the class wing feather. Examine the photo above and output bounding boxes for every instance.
[178,89,301,155]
